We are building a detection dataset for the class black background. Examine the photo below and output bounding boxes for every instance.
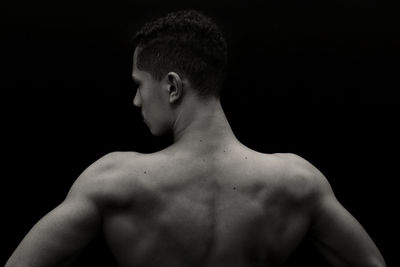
[1,0,398,266]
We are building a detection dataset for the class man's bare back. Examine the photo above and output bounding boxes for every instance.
[96,142,326,266]
[6,10,385,267]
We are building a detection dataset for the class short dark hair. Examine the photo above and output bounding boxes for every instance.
[132,10,227,97]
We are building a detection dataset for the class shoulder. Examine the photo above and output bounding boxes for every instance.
[269,153,334,203]
[67,151,145,207]
[77,151,142,182]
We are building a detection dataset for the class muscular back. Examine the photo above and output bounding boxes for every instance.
[99,144,317,267]
[6,140,384,267]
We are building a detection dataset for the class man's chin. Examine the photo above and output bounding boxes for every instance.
[143,119,170,136]
[147,125,170,137]
[149,129,167,137]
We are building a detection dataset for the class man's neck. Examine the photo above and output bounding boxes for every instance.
[171,98,237,148]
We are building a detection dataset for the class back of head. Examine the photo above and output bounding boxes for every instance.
[132,10,227,97]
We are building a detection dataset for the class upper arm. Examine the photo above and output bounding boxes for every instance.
[308,163,386,267]
[6,195,101,267]
[5,152,124,267]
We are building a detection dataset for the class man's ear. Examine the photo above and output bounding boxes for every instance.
[166,72,183,104]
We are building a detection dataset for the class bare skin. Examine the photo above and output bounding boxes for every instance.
[5,49,386,267]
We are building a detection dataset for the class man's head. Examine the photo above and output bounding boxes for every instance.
[131,10,227,136]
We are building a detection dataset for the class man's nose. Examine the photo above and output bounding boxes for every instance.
[133,89,141,107]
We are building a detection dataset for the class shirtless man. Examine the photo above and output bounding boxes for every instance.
[6,10,386,267]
